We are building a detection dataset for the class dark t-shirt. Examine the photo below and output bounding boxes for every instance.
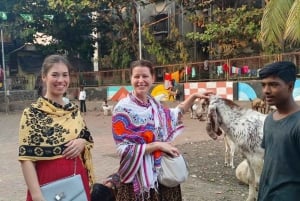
[258,111,300,201]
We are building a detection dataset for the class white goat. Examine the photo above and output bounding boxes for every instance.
[236,159,251,185]
[193,98,236,168]
[102,102,113,116]
[223,133,237,168]
[206,95,266,201]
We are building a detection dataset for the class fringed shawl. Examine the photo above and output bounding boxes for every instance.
[18,97,95,186]
[112,93,184,196]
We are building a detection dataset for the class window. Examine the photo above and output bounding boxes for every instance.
[152,13,169,36]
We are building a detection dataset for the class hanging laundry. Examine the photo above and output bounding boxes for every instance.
[171,71,180,83]
[231,66,240,74]
[204,60,209,70]
[231,66,236,74]
[191,67,196,78]
[164,73,172,89]
[222,63,229,73]
[217,65,223,76]
[241,66,249,74]
[185,66,191,75]
[250,69,257,77]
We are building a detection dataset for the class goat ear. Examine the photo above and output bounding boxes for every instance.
[206,105,219,140]
[209,106,219,132]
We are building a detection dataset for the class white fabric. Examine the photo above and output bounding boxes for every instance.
[78,90,86,100]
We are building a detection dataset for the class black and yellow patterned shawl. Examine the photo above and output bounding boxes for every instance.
[18,97,95,185]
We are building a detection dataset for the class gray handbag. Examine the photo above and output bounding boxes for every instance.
[157,154,189,187]
[40,159,88,201]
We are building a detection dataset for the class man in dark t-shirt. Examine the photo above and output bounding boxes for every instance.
[258,61,300,201]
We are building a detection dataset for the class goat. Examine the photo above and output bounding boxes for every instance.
[250,98,275,114]
[250,98,264,113]
[193,98,237,168]
[236,159,251,186]
[206,95,266,201]
[190,103,199,119]
[102,100,114,116]
[191,98,209,120]
[223,132,237,168]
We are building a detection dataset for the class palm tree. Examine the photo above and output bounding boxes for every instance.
[260,0,300,51]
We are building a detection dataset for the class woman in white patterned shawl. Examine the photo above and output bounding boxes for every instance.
[112,59,212,201]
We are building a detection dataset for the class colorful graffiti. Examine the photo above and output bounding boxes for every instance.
[238,82,260,101]
[106,79,300,102]
[238,80,300,101]
[107,86,133,101]
[107,84,179,102]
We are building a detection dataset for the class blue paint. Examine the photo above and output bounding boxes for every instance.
[238,83,258,101]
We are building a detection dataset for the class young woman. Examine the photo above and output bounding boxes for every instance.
[18,54,95,201]
[112,59,212,201]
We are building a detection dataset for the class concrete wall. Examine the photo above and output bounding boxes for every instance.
[0,86,108,112]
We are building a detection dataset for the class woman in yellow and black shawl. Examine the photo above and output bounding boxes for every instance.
[18,55,94,201]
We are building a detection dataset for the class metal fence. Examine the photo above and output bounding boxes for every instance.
[2,52,300,90]
[69,52,300,87]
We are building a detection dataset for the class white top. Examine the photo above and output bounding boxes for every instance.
[78,90,86,101]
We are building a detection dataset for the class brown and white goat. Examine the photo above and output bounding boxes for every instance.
[250,97,276,114]
[190,98,209,120]
[206,95,266,201]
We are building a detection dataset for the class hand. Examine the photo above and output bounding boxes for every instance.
[160,142,180,157]
[31,193,45,201]
[63,138,86,159]
[194,91,214,99]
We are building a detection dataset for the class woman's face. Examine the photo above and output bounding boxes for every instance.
[131,66,154,101]
[42,62,70,99]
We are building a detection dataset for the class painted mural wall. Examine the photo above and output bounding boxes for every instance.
[107,79,300,102]
[238,80,300,101]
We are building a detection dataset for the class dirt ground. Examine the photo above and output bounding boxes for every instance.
[178,139,248,201]
[0,100,252,201]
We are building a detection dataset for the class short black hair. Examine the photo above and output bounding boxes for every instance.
[91,183,115,201]
[259,61,297,83]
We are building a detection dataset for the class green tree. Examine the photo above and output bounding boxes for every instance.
[143,18,189,64]
[186,4,263,59]
[104,0,138,68]
[0,0,97,70]
[260,0,300,52]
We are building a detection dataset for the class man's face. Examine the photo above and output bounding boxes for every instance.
[261,75,293,106]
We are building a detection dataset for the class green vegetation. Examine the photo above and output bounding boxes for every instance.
[0,0,299,71]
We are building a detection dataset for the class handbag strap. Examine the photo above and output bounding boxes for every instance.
[73,157,77,176]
